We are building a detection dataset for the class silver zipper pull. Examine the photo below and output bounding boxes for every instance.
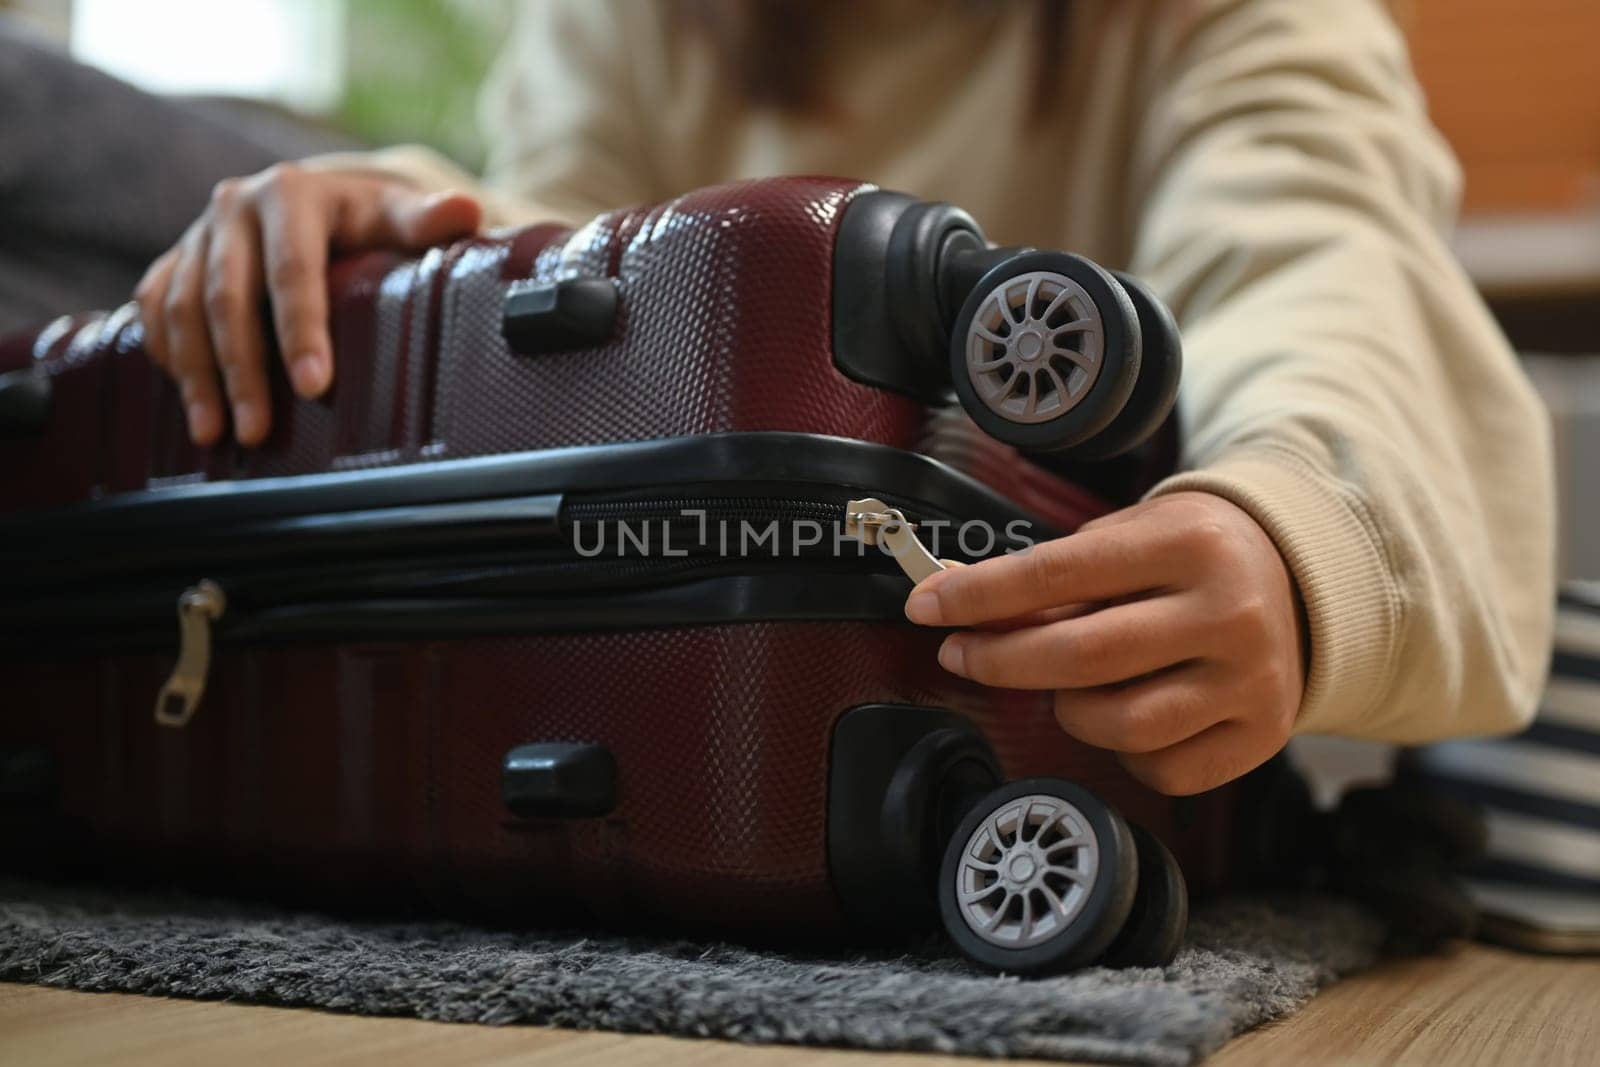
[845,498,948,584]
[153,580,227,729]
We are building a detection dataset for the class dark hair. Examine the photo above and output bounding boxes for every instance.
[670,1,1074,119]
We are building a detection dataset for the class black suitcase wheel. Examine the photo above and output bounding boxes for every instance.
[880,728,1003,894]
[1064,270,1183,461]
[938,777,1138,975]
[1098,822,1189,969]
[949,251,1142,455]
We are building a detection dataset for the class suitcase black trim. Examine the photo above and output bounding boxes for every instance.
[3,432,1055,542]
[1,433,1076,647]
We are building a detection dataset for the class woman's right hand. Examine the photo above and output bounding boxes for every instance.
[135,162,482,447]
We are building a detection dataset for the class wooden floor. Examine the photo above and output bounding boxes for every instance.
[2,942,1597,1066]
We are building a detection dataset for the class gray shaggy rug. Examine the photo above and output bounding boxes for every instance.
[0,881,1381,1066]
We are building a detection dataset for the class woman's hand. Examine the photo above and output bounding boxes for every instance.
[905,491,1305,795]
[135,163,482,447]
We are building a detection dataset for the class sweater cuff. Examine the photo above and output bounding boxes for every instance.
[1145,448,1402,737]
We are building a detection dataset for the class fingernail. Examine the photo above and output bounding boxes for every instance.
[905,568,957,624]
[905,587,944,625]
[233,400,265,443]
[290,353,329,396]
[938,636,966,676]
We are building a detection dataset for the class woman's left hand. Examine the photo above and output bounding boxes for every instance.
[905,490,1305,795]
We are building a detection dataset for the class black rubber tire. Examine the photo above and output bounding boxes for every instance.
[938,777,1138,975]
[1098,823,1189,968]
[879,728,1003,900]
[949,252,1142,454]
[1067,271,1183,461]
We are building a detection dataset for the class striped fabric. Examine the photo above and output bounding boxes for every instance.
[1406,583,1600,938]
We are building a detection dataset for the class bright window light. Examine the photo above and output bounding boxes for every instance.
[70,0,345,113]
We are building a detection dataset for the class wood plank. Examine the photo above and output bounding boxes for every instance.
[1211,942,1600,1066]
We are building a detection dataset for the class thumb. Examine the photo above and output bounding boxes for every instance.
[904,559,965,604]
[388,189,483,249]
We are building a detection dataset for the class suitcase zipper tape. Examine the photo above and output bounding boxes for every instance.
[148,495,955,729]
[560,495,848,527]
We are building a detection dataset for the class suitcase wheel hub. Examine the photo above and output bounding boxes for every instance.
[963,270,1104,425]
[952,792,1100,949]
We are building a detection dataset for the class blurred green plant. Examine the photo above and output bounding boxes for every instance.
[338,0,508,171]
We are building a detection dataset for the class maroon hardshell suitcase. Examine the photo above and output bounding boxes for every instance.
[0,178,1233,973]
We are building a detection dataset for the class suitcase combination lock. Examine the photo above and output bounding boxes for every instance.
[153,580,226,729]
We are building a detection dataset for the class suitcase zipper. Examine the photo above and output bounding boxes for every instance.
[843,497,948,583]
[153,580,226,728]
[557,493,955,576]
[134,494,980,729]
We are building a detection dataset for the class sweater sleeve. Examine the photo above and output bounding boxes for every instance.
[1127,0,1554,742]
[306,0,659,228]
[474,0,660,223]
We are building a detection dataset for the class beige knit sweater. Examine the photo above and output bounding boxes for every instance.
[341,0,1555,743]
